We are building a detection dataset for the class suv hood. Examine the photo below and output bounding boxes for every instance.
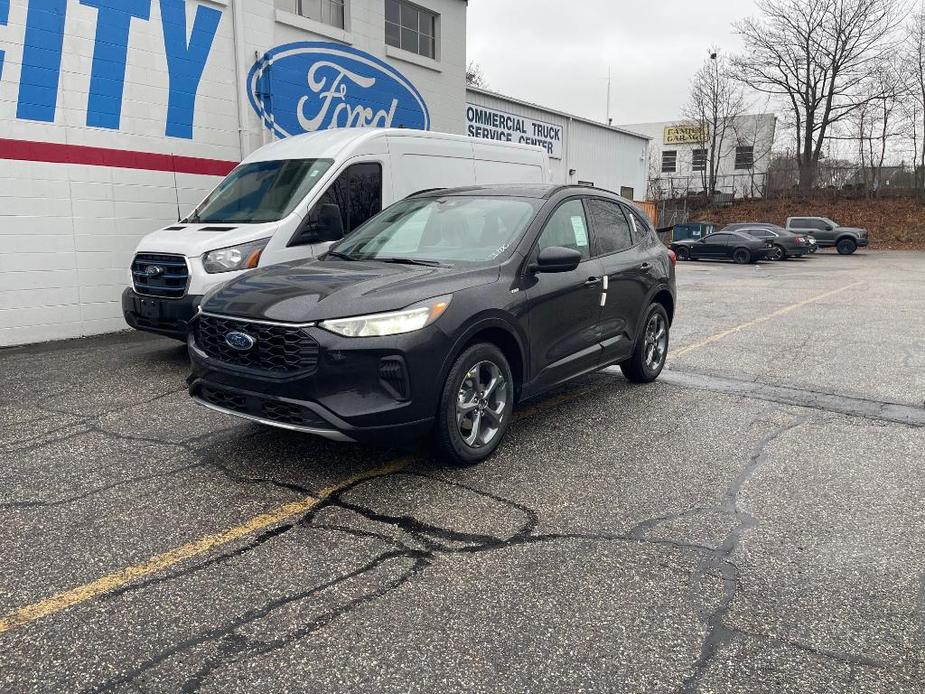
[201,259,501,323]
[135,222,281,258]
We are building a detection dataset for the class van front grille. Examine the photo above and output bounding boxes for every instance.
[132,254,189,299]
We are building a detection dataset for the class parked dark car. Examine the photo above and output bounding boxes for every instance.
[785,217,869,254]
[671,231,772,264]
[721,221,819,254]
[187,185,677,466]
[719,224,813,260]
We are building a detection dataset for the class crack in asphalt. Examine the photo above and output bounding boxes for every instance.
[679,417,813,694]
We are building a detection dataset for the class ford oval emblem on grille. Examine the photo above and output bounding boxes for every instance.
[225,331,256,351]
[145,265,164,278]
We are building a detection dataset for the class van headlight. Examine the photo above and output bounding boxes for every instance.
[320,296,452,338]
[202,238,270,274]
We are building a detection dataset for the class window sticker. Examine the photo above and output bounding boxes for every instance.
[571,216,589,247]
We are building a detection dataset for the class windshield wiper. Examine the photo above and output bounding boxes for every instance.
[376,257,449,268]
[325,250,357,261]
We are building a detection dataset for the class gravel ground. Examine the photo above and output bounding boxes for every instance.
[0,249,922,693]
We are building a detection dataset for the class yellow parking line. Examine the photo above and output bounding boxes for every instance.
[0,455,413,636]
[672,281,865,358]
[0,386,599,637]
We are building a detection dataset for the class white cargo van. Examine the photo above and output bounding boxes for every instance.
[122,128,549,340]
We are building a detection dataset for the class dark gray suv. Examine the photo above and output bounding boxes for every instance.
[785,217,869,255]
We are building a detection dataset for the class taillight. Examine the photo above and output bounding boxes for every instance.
[667,249,677,267]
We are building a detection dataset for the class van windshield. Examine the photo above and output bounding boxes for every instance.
[187,159,333,224]
[328,196,542,265]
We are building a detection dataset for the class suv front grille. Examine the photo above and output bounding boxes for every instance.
[198,385,329,429]
[132,253,189,299]
[196,314,320,375]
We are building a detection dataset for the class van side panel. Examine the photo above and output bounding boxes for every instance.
[387,135,477,199]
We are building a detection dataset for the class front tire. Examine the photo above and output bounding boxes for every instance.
[836,238,857,255]
[769,245,786,261]
[621,304,670,384]
[433,343,514,467]
[733,248,751,264]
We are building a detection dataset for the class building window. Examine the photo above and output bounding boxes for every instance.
[692,149,708,172]
[386,0,437,59]
[620,186,634,200]
[735,145,754,170]
[277,0,346,29]
[661,150,677,173]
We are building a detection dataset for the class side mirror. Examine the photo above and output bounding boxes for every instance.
[825,225,834,231]
[532,246,582,274]
[291,203,345,246]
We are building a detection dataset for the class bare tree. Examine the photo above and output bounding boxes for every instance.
[847,63,903,195]
[733,0,906,191]
[682,49,746,198]
[900,5,925,195]
[466,61,488,88]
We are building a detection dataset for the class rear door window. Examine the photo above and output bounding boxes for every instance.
[587,198,634,256]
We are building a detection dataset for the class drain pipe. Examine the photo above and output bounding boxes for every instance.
[230,0,250,160]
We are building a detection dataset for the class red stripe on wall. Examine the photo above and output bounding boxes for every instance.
[0,139,239,177]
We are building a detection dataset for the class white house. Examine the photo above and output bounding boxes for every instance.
[619,114,777,200]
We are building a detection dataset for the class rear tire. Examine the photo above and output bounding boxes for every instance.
[433,343,514,467]
[733,248,751,264]
[621,304,670,384]
[836,238,857,255]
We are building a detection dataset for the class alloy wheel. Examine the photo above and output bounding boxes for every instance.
[770,245,785,261]
[643,312,668,371]
[455,361,508,449]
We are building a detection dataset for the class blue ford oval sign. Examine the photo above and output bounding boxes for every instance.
[225,331,256,352]
[247,42,430,139]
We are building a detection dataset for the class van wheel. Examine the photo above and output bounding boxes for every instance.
[836,238,857,255]
[733,248,751,264]
[621,304,670,384]
[434,344,514,467]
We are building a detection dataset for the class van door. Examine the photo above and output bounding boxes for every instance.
[280,161,384,254]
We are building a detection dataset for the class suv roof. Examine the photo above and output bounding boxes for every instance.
[411,184,630,201]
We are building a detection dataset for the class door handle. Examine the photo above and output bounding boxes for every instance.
[584,276,602,287]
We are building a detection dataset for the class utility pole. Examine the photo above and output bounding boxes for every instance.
[605,66,612,125]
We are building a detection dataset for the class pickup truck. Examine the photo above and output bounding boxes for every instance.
[785,217,869,255]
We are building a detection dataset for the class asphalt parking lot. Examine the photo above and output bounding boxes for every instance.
[1,249,924,693]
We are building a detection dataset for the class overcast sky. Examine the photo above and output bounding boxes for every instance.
[467,0,760,126]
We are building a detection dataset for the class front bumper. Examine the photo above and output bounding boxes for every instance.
[187,320,449,445]
[123,288,200,341]
[858,237,870,247]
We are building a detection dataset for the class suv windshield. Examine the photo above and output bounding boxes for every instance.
[188,159,333,224]
[328,196,542,265]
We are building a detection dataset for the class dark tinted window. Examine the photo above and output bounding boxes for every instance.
[308,162,382,240]
[587,199,634,256]
[536,199,591,261]
[745,229,772,238]
[707,233,732,244]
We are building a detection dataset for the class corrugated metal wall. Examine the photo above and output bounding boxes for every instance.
[465,89,649,199]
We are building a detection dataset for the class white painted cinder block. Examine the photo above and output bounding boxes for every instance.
[0,0,468,346]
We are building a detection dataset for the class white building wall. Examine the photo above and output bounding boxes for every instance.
[466,87,649,199]
[0,0,466,346]
[619,114,777,199]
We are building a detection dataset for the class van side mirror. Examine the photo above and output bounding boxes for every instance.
[531,246,582,273]
[291,203,345,247]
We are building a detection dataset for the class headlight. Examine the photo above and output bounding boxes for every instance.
[202,238,270,274]
[320,296,452,338]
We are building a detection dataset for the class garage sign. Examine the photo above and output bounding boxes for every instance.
[465,104,562,159]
